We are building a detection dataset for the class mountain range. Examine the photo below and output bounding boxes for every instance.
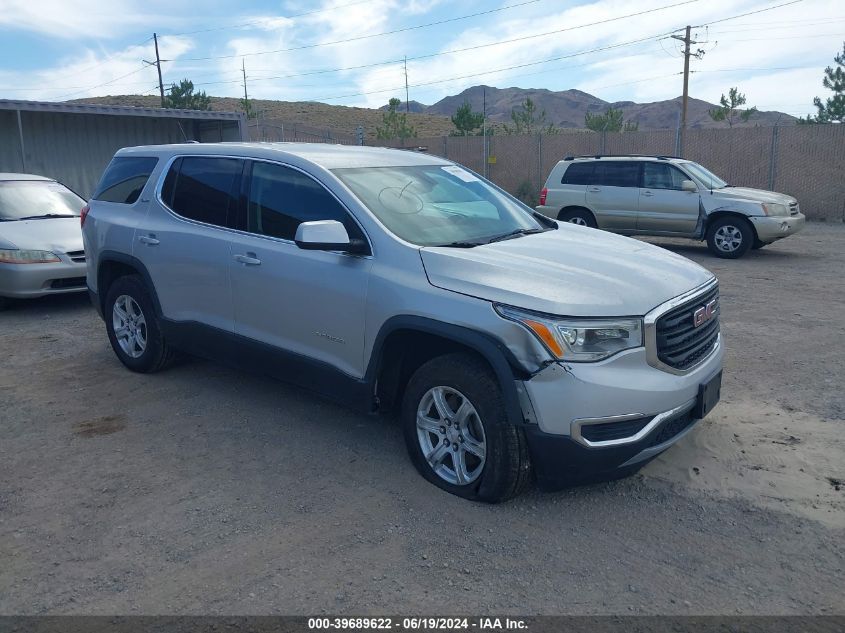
[382,85,795,130]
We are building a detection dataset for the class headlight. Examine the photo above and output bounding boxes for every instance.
[0,249,61,264]
[762,203,788,217]
[496,305,643,362]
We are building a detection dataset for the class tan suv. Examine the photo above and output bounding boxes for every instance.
[536,155,805,258]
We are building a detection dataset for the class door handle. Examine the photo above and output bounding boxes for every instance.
[234,253,261,266]
[642,190,654,197]
[588,187,600,192]
[138,235,160,246]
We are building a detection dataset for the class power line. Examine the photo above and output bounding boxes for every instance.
[186,0,705,88]
[176,0,544,61]
[297,31,680,103]
[55,65,154,101]
[691,0,804,27]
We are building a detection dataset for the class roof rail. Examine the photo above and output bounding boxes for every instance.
[562,154,684,161]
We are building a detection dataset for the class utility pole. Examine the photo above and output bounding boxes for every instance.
[242,59,249,117]
[153,33,165,108]
[482,87,488,179]
[404,56,410,113]
[671,25,702,156]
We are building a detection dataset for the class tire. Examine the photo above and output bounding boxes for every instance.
[558,208,597,228]
[706,216,754,259]
[0,296,9,311]
[104,275,176,373]
[401,353,531,502]
[752,239,767,250]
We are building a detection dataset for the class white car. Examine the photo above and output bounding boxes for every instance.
[536,155,805,258]
[0,173,86,309]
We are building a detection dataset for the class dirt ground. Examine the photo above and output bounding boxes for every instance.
[1,222,843,615]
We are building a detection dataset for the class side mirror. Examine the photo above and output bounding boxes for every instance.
[681,179,698,192]
[294,220,367,254]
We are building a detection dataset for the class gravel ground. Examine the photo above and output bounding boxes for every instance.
[1,222,843,615]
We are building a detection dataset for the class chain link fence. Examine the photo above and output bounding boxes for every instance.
[373,126,845,221]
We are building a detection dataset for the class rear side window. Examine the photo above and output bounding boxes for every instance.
[92,156,158,204]
[163,157,242,228]
[561,162,595,185]
[592,161,640,188]
[246,162,364,242]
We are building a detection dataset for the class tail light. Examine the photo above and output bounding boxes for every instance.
[80,204,90,227]
[539,187,548,206]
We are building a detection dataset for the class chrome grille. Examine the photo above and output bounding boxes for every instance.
[66,250,86,263]
[655,284,720,371]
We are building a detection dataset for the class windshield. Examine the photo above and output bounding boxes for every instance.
[682,162,728,189]
[0,180,84,221]
[333,164,544,246]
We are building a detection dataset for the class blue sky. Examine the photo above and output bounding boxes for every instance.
[0,0,842,117]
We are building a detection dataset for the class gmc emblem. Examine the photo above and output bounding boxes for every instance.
[693,299,718,327]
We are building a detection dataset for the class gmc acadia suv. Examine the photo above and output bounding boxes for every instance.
[83,143,723,502]
[537,155,805,258]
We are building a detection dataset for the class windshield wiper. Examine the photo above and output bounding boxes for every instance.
[18,213,78,220]
[437,240,484,248]
[486,228,545,244]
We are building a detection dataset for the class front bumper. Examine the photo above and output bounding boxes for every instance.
[0,260,87,298]
[519,340,723,489]
[749,213,805,243]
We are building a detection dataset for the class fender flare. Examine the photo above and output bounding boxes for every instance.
[95,251,163,317]
[365,315,532,427]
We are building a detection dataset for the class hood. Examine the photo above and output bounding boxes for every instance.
[0,218,83,254]
[420,225,714,317]
[711,186,796,205]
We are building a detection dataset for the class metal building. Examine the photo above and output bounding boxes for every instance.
[0,100,247,198]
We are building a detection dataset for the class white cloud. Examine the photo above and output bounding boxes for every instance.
[0,37,194,101]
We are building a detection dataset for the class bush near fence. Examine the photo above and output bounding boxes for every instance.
[373,126,845,222]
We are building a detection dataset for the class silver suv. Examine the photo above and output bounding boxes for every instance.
[84,143,723,502]
[537,155,805,258]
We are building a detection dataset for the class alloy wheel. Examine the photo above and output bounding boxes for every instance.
[112,295,147,359]
[569,217,588,226]
[416,386,486,486]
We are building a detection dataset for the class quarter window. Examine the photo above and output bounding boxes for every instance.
[165,157,242,228]
[643,163,687,190]
[561,162,595,185]
[246,162,363,242]
[93,156,158,204]
[591,161,641,188]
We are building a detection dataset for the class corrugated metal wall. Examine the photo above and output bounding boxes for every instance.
[0,110,243,198]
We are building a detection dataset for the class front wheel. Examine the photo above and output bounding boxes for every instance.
[706,216,754,259]
[401,353,531,502]
[105,275,176,373]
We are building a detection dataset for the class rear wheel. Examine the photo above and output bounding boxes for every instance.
[105,275,176,373]
[558,208,597,228]
[401,353,531,502]
[706,216,754,259]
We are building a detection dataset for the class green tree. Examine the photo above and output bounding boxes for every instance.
[376,98,418,141]
[450,100,484,136]
[504,98,558,135]
[584,107,639,132]
[707,87,757,127]
[164,79,211,110]
[799,41,845,124]
[240,97,257,120]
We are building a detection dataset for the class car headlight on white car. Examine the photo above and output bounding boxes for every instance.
[496,305,643,362]
[762,203,789,217]
[0,249,61,264]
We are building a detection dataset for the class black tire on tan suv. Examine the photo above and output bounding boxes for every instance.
[104,275,177,373]
[401,353,531,502]
[706,216,754,259]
